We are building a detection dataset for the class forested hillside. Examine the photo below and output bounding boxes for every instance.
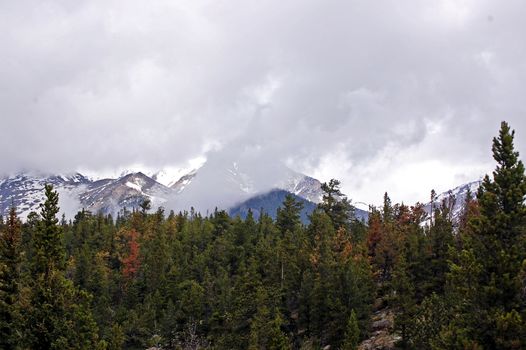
[1,121,525,349]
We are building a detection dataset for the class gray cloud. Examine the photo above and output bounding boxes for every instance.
[1,0,526,204]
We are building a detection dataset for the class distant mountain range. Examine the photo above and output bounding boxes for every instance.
[0,161,483,225]
[0,161,326,221]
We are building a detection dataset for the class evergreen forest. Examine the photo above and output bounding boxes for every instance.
[1,121,525,349]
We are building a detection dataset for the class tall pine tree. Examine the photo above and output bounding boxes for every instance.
[25,184,100,349]
[441,121,526,348]
[0,206,22,349]
[319,179,355,230]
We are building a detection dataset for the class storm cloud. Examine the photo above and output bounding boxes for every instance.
[1,0,525,204]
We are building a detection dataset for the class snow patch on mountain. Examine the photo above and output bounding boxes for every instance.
[125,181,142,192]
[151,160,205,187]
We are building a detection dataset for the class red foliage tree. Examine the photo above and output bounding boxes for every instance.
[367,210,383,259]
[122,229,141,279]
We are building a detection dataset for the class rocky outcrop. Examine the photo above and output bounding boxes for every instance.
[358,307,400,350]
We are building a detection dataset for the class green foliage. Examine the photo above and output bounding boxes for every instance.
[342,309,360,350]
[0,206,22,349]
[411,293,449,349]
[25,270,99,349]
[107,323,125,350]
[319,179,355,230]
[427,202,455,295]
[268,312,291,350]
[24,185,99,349]
[436,121,526,348]
[392,254,417,347]
[249,289,291,350]
[276,194,304,235]
[33,184,65,275]
[139,199,151,214]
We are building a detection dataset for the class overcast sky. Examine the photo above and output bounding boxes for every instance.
[1,0,526,205]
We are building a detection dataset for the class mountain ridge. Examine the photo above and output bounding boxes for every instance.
[0,163,326,220]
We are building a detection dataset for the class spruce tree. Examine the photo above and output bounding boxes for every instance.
[0,206,22,349]
[139,198,151,215]
[25,184,99,349]
[392,254,417,348]
[276,194,303,235]
[276,195,304,306]
[474,121,526,346]
[342,309,360,350]
[33,184,64,276]
[427,202,455,295]
[268,311,291,350]
[441,121,526,347]
[319,179,355,230]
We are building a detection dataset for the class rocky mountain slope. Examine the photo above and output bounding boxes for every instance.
[78,172,173,215]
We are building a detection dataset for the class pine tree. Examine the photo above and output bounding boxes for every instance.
[429,189,437,226]
[0,206,22,349]
[392,254,417,347]
[342,309,360,350]
[441,121,526,347]
[382,192,393,222]
[412,293,449,349]
[276,195,304,308]
[33,184,64,276]
[473,121,526,346]
[372,193,400,285]
[458,187,479,235]
[248,298,273,350]
[319,179,355,230]
[139,198,151,215]
[122,229,141,280]
[249,288,290,350]
[268,311,291,350]
[366,208,382,258]
[25,185,99,349]
[276,194,303,235]
[427,201,455,295]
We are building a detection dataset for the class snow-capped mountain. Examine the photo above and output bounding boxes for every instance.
[79,172,173,215]
[0,161,326,220]
[279,171,324,203]
[0,171,175,220]
[424,179,482,224]
[0,173,91,220]
[162,159,325,214]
